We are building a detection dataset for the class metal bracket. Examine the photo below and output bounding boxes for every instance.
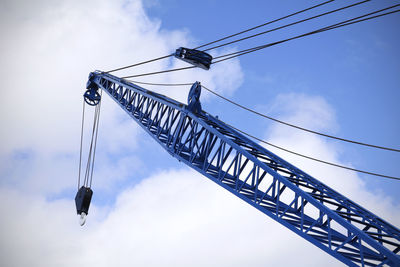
[187,81,202,114]
[84,73,101,106]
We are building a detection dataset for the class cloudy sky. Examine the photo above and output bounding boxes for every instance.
[0,0,399,266]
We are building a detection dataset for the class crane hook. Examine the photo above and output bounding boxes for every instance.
[75,186,93,226]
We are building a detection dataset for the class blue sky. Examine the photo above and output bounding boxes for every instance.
[0,0,399,266]
[143,0,400,198]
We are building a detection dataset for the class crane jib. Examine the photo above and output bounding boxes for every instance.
[80,71,400,267]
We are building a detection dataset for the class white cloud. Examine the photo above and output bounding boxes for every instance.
[0,169,338,267]
[2,89,398,266]
[0,0,243,194]
[264,93,400,225]
[0,1,398,266]
[0,0,243,155]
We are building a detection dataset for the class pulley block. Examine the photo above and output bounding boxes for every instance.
[175,47,212,70]
[83,89,101,106]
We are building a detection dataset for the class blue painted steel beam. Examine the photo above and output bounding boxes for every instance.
[89,71,400,267]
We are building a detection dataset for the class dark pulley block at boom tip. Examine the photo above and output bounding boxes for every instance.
[84,72,101,106]
[83,89,101,106]
[175,47,212,70]
[75,186,93,226]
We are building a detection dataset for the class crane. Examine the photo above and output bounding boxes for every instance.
[75,64,400,266]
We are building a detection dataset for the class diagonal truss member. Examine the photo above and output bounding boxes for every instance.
[88,71,400,267]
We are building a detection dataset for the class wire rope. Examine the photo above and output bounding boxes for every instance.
[83,108,96,186]
[225,122,400,181]
[91,3,400,180]
[120,80,400,153]
[106,54,174,73]
[122,66,196,79]
[120,5,400,79]
[89,90,102,188]
[200,85,400,152]
[212,5,400,63]
[127,80,193,86]
[118,77,400,179]
[105,0,336,74]
[194,0,335,50]
[201,0,371,53]
[82,97,102,188]
[78,100,86,189]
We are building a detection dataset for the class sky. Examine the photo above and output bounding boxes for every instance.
[0,0,399,266]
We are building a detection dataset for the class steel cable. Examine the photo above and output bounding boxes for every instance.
[120,80,400,153]
[201,0,371,53]
[82,98,102,188]
[89,90,102,188]
[92,78,400,180]
[226,122,400,181]
[194,0,335,50]
[106,1,336,74]
[200,85,400,152]
[127,80,193,86]
[122,77,400,179]
[122,66,196,79]
[212,5,400,63]
[78,100,86,189]
[106,54,174,73]
[120,5,400,79]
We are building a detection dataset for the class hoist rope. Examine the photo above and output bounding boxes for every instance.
[105,0,335,74]
[106,54,174,73]
[78,93,102,189]
[125,80,400,152]
[122,66,196,79]
[78,100,86,189]
[201,0,371,53]
[90,90,102,188]
[121,4,400,79]
[212,5,400,63]
[126,80,192,86]
[83,106,96,187]
[193,0,335,50]
[225,122,400,181]
[121,79,400,180]
[200,85,400,153]
[91,2,400,181]
[85,103,101,187]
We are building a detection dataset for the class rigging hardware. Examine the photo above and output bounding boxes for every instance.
[175,47,212,70]
[75,186,93,226]
[78,71,400,266]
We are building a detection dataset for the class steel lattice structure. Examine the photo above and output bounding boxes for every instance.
[88,71,400,267]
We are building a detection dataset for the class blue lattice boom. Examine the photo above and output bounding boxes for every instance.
[88,71,400,267]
